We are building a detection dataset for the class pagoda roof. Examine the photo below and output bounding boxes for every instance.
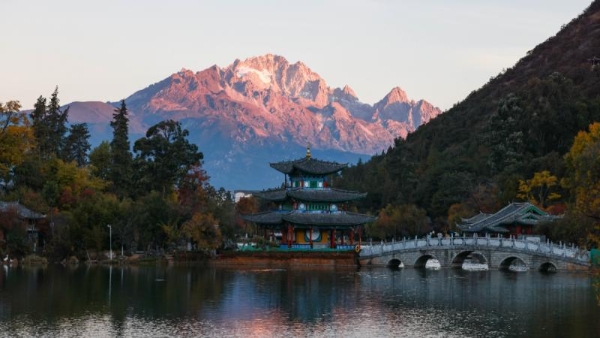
[270,157,347,175]
[253,189,288,201]
[458,202,560,233]
[242,211,376,228]
[282,212,376,227]
[242,211,284,225]
[287,188,367,202]
[253,188,367,203]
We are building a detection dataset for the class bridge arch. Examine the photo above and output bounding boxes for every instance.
[387,258,403,268]
[499,256,528,270]
[414,254,439,268]
[450,251,488,269]
[538,261,558,272]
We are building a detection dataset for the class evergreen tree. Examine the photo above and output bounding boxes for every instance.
[30,95,49,157]
[47,87,69,158]
[133,120,203,197]
[110,100,133,198]
[30,87,69,159]
[62,123,91,166]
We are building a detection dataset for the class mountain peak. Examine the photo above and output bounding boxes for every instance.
[342,85,357,98]
[383,86,409,103]
[236,54,290,71]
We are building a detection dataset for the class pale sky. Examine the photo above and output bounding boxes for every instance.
[1,0,593,111]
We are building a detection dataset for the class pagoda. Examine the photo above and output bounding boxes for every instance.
[243,147,375,250]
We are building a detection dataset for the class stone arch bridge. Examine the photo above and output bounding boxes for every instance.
[358,235,590,272]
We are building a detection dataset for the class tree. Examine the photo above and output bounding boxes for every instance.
[486,93,525,175]
[181,212,222,251]
[369,204,428,240]
[110,100,133,198]
[447,203,476,231]
[177,164,211,218]
[89,141,111,180]
[131,191,179,251]
[29,96,49,157]
[42,180,59,236]
[62,123,91,167]
[517,170,561,208]
[30,88,69,159]
[563,122,600,246]
[0,100,35,186]
[133,120,203,196]
[235,196,259,235]
[47,87,69,159]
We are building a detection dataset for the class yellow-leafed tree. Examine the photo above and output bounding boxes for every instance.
[517,170,561,208]
[563,122,600,246]
[0,101,35,183]
[181,212,222,251]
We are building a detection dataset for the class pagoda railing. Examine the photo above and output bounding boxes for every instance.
[360,233,590,264]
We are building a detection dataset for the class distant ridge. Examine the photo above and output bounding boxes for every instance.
[66,54,443,189]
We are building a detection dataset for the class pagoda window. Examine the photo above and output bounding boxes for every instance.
[331,204,338,212]
[309,204,327,211]
[304,181,310,188]
[299,203,306,211]
[317,181,323,188]
[310,181,318,188]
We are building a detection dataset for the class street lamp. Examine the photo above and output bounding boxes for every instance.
[107,224,112,260]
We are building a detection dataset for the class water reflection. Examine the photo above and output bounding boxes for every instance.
[0,265,597,337]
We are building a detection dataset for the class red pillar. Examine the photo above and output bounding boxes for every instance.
[331,228,336,249]
[288,224,293,248]
[358,227,362,248]
[350,229,355,245]
[309,227,313,249]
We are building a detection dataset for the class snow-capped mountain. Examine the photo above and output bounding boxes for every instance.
[68,54,442,190]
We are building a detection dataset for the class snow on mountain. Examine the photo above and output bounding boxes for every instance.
[67,54,443,189]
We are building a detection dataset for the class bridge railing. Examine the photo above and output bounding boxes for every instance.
[359,234,590,263]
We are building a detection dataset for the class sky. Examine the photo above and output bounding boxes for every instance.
[1,0,593,111]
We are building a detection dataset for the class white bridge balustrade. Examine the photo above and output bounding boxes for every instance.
[359,233,590,271]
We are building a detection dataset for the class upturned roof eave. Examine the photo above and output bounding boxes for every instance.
[269,157,347,175]
[458,202,548,231]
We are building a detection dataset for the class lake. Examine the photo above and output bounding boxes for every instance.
[0,264,598,337]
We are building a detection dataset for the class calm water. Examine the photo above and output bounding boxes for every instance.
[0,264,598,338]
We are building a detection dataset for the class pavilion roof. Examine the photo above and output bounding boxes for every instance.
[282,212,376,227]
[241,211,284,225]
[458,202,559,233]
[270,157,347,176]
[242,211,376,228]
[253,188,367,203]
[287,188,367,202]
[253,189,288,201]
[0,201,45,220]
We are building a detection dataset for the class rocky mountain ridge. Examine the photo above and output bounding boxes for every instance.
[67,54,442,189]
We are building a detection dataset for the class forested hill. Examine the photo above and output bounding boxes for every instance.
[338,0,600,223]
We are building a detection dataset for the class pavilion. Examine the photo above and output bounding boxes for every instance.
[243,147,375,250]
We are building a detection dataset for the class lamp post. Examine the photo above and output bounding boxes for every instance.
[107,224,112,260]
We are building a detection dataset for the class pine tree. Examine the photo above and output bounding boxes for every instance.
[62,123,91,166]
[110,100,133,198]
[47,87,69,158]
[30,87,69,159]
[30,95,49,158]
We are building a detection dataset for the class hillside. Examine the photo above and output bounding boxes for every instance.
[339,1,600,220]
